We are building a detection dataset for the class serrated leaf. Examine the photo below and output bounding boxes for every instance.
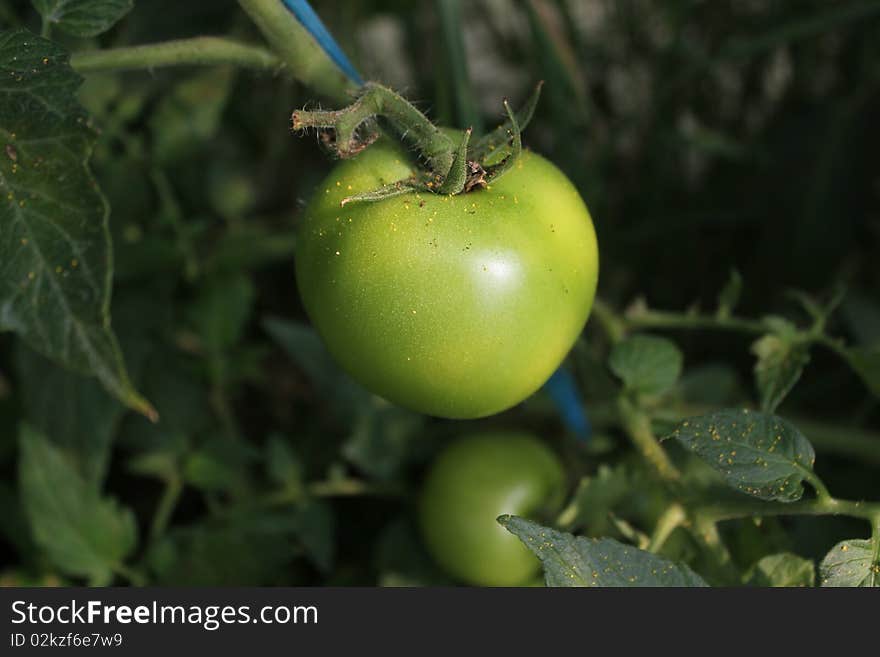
[751,334,810,412]
[845,346,880,398]
[819,539,879,587]
[31,0,133,37]
[716,269,742,318]
[608,334,683,395]
[667,409,816,502]
[745,552,815,587]
[0,30,154,420]
[18,424,137,584]
[499,516,708,587]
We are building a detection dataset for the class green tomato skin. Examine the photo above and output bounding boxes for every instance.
[418,432,566,586]
[295,140,599,418]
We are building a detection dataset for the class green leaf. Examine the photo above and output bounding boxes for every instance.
[183,437,255,495]
[819,539,880,587]
[18,424,137,584]
[265,433,304,495]
[342,404,424,480]
[190,274,255,353]
[374,518,453,587]
[31,0,133,38]
[149,68,235,164]
[557,464,631,535]
[0,482,35,559]
[667,409,816,502]
[745,552,815,587]
[845,346,880,398]
[290,499,336,573]
[148,512,303,586]
[716,269,742,318]
[0,30,154,420]
[15,344,123,488]
[263,317,370,415]
[498,516,708,587]
[751,334,810,412]
[608,334,683,395]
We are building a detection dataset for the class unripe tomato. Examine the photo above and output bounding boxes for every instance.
[418,432,566,586]
[295,138,598,418]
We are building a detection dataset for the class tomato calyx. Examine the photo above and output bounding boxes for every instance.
[290,81,543,205]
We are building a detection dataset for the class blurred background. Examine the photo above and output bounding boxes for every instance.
[1,0,879,585]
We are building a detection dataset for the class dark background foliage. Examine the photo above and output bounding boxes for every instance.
[1,0,878,586]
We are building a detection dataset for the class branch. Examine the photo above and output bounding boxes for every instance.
[237,0,357,102]
[70,37,283,74]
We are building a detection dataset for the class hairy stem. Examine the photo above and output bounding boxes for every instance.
[71,37,283,73]
[293,82,456,173]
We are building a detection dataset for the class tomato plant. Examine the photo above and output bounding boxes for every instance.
[295,139,598,419]
[418,432,566,586]
[0,0,878,590]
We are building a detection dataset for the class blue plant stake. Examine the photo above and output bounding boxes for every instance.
[544,368,592,442]
[281,0,364,85]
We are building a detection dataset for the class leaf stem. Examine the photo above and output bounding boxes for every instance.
[647,503,686,553]
[591,298,627,343]
[149,476,183,544]
[804,472,833,504]
[617,396,681,482]
[70,37,283,74]
[307,478,404,498]
[625,306,767,335]
[696,494,880,524]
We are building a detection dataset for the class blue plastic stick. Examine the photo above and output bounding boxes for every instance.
[280,0,364,85]
[544,368,591,441]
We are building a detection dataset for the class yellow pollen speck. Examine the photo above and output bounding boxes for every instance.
[335,251,340,256]
[55,266,62,274]
[335,181,341,187]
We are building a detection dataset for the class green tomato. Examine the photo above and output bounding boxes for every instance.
[418,432,566,586]
[295,139,598,418]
